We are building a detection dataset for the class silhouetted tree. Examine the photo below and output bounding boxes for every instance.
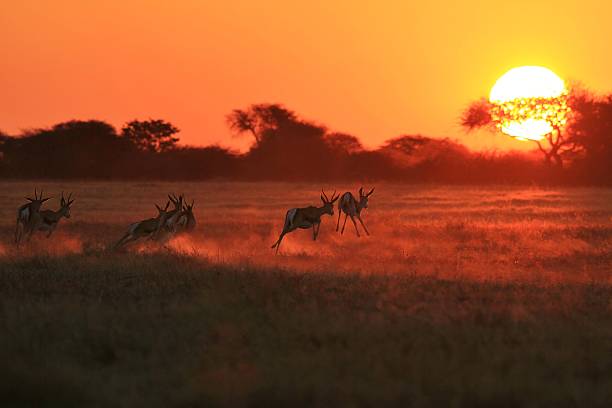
[154,146,239,180]
[379,135,470,182]
[567,92,612,182]
[1,120,135,178]
[324,132,364,154]
[121,119,180,153]
[461,98,494,131]
[382,135,468,165]
[461,94,577,168]
[226,104,297,147]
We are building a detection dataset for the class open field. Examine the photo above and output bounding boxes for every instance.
[1,182,612,407]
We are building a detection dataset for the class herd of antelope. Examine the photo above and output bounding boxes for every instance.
[14,187,375,254]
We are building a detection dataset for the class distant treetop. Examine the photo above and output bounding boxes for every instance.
[121,119,180,153]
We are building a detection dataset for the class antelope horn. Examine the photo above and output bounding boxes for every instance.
[321,189,329,202]
[367,187,375,196]
[359,187,364,197]
[39,190,51,202]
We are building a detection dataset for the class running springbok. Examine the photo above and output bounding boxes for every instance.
[164,193,184,232]
[176,199,196,232]
[113,201,171,250]
[271,190,339,254]
[336,187,375,237]
[15,188,51,245]
[36,192,75,238]
[153,193,185,242]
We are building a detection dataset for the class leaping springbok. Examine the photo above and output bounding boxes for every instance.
[113,201,171,250]
[36,192,75,238]
[336,187,375,237]
[15,188,51,245]
[271,190,339,254]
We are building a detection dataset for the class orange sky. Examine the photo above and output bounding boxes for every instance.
[1,0,610,152]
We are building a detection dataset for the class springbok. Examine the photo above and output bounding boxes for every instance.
[164,193,184,232]
[36,192,75,238]
[336,187,375,237]
[113,201,171,250]
[271,190,339,254]
[153,193,185,242]
[176,199,196,233]
[15,188,51,245]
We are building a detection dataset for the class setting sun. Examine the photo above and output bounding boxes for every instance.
[489,66,569,141]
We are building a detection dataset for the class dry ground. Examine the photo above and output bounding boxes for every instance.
[0,182,611,407]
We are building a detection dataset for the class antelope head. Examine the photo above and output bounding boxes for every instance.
[25,188,51,212]
[154,201,171,230]
[168,193,184,213]
[183,199,195,217]
[358,187,375,209]
[320,190,339,215]
[60,192,75,218]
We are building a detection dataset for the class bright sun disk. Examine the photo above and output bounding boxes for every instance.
[489,66,568,141]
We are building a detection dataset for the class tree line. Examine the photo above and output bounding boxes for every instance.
[0,96,610,184]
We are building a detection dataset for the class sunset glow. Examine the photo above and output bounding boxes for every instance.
[1,1,612,152]
[489,67,569,141]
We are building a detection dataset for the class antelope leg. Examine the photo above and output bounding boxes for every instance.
[350,215,360,237]
[114,233,132,250]
[357,215,370,236]
[313,223,321,240]
[341,214,349,235]
[272,231,287,254]
[14,221,22,244]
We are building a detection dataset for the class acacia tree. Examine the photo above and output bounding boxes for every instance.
[461,94,578,168]
[121,119,180,153]
[226,103,297,147]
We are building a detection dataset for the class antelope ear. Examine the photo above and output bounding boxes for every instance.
[331,195,339,203]
[41,197,51,203]
[359,187,364,197]
[25,197,34,202]
[320,194,326,203]
[367,187,375,197]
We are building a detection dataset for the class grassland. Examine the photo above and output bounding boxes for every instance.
[1,182,611,407]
